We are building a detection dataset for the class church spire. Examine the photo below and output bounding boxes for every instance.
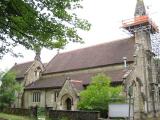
[134,0,146,16]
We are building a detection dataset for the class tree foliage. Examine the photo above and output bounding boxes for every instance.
[0,71,22,108]
[0,0,91,58]
[78,73,123,112]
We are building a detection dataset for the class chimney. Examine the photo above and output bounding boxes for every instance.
[123,57,127,70]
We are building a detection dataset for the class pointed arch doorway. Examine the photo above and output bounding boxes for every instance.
[65,98,72,110]
[61,94,73,110]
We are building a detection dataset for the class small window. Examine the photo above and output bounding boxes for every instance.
[32,92,41,102]
[34,71,40,78]
[34,67,41,80]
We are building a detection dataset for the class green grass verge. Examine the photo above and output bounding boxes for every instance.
[0,113,32,120]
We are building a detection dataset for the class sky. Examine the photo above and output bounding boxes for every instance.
[0,0,160,71]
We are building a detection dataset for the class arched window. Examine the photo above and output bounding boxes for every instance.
[34,67,41,80]
[32,92,41,102]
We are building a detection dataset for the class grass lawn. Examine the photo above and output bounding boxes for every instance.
[0,113,32,120]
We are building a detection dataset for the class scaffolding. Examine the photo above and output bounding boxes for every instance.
[122,15,159,34]
[122,14,160,116]
[122,15,160,67]
[151,33,160,90]
[122,15,160,77]
[151,33,160,58]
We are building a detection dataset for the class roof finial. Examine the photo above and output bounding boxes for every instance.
[57,49,60,54]
[66,76,71,80]
[34,47,41,61]
[134,0,146,16]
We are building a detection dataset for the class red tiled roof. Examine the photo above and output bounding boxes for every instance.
[44,37,135,74]
[70,80,84,92]
[25,69,125,90]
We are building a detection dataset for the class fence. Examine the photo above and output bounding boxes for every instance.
[48,110,100,120]
[1,108,100,120]
[1,107,37,118]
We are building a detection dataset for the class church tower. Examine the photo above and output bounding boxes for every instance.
[122,0,159,119]
[133,0,153,117]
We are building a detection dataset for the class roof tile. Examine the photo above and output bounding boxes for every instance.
[10,61,34,78]
[25,69,125,90]
[44,37,135,74]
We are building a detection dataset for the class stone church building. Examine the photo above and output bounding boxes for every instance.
[11,37,134,110]
[9,0,160,119]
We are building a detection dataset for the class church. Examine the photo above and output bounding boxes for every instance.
[9,0,160,119]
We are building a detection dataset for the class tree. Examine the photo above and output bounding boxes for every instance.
[0,0,91,58]
[0,71,22,108]
[78,73,123,117]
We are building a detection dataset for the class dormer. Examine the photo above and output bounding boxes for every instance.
[24,60,45,86]
[9,59,46,87]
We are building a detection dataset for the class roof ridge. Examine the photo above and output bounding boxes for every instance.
[9,60,34,71]
[44,37,135,74]
[58,37,134,55]
[14,60,34,66]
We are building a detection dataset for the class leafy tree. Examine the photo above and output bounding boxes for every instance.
[0,0,91,58]
[78,73,124,116]
[0,71,22,108]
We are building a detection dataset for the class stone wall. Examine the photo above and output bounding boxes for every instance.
[25,60,44,86]
[23,63,133,109]
[42,63,130,79]
[48,110,100,120]
[56,80,78,110]
[23,89,60,109]
[13,60,45,108]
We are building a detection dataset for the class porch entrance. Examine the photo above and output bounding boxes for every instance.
[65,98,72,110]
[61,94,73,110]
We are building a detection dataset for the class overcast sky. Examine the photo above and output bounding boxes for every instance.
[0,0,160,71]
